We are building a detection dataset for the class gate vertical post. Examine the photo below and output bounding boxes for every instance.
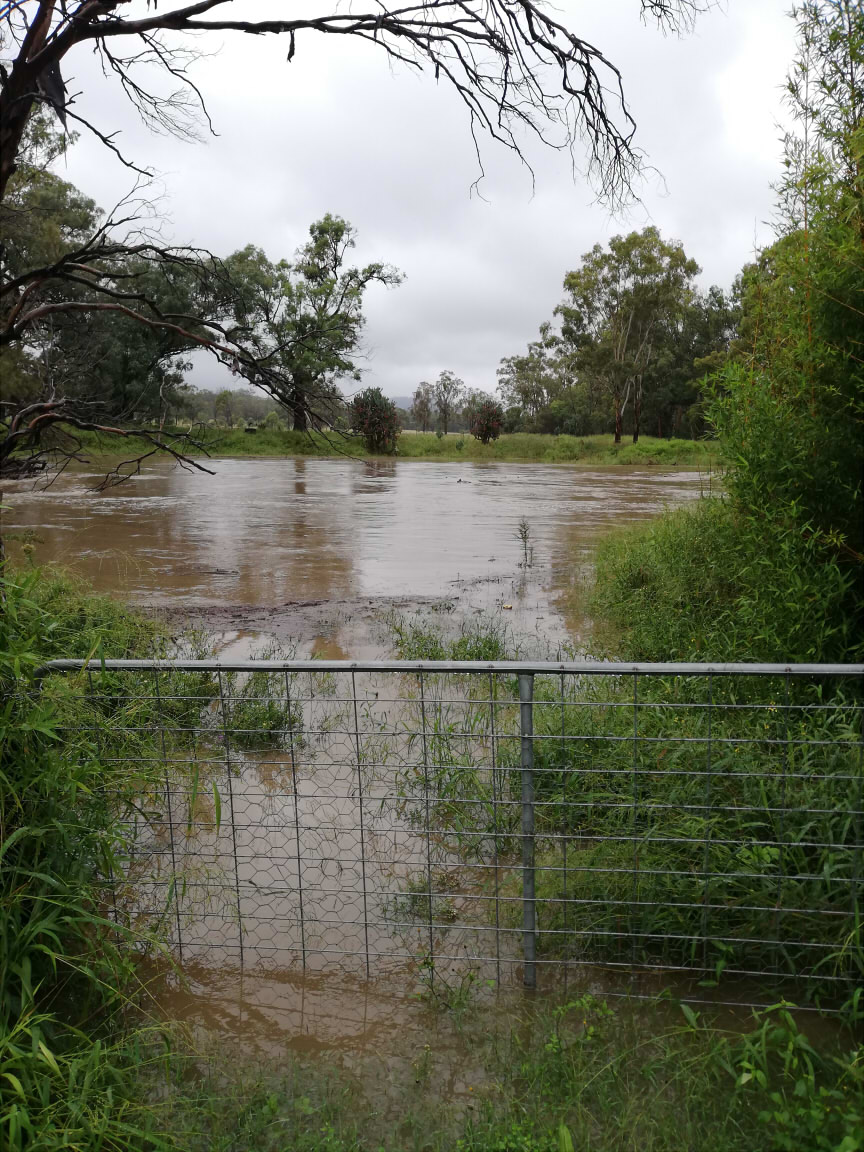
[519,673,536,989]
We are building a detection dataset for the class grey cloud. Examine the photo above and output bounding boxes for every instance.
[60,0,794,398]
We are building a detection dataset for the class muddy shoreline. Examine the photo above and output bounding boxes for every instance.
[146,566,580,661]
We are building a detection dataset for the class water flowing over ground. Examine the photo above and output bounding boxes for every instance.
[7,457,716,1065]
[5,457,708,657]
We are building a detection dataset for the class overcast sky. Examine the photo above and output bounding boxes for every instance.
[58,0,796,399]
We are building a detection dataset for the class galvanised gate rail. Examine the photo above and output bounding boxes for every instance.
[38,659,864,1008]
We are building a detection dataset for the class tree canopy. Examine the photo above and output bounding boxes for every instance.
[497,227,728,441]
[223,217,401,431]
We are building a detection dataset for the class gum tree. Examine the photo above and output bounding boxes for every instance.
[224,216,401,432]
[433,369,464,436]
[556,227,699,443]
[411,382,434,432]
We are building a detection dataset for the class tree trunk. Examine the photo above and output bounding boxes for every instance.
[614,399,622,444]
[290,386,308,432]
[632,382,642,444]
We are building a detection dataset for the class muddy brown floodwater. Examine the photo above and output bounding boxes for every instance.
[4,456,709,658]
[5,457,718,1087]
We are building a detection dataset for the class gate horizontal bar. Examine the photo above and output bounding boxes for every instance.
[35,658,864,676]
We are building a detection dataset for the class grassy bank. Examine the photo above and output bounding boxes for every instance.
[588,499,863,665]
[69,427,720,468]
[195,428,720,466]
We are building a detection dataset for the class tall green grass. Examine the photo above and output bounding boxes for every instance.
[385,609,862,1008]
[0,568,164,1148]
[588,498,862,664]
[0,566,217,1150]
[70,426,720,466]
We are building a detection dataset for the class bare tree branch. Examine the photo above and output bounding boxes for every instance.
[1,0,711,206]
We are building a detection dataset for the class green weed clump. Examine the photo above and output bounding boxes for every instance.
[388,613,514,663]
[224,669,303,749]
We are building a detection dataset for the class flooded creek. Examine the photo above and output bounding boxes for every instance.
[10,457,728,1070]
[4,457,707,657]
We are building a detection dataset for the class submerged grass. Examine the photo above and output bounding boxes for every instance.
[136,995,863,1152]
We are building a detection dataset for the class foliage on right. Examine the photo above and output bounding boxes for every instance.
[593,0,863,665]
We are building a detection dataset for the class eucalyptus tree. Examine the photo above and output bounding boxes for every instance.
[433,370,465,436]
[214,389,236,429]
[497,321,579,425]
[411,381,434,433]
[556,227,700,442]
[224,216,401,431]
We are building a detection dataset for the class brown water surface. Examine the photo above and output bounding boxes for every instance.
[4,457,707,656]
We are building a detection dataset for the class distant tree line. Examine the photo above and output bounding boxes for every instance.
[495,226,738,442]
[396,227,740,445]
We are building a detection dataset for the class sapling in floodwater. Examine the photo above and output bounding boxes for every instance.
[516,517,533,567]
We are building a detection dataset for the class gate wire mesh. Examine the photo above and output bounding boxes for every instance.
[39,659,864,1010]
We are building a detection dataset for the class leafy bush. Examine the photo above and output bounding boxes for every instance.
[470,398,504,444]
[726,1004,863,1152]
[348,386,400,453]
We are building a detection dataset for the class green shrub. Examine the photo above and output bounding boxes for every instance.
[470,399,504,444]
[348,386,400,453]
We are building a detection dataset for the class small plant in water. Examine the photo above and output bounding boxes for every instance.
[415,957,480,1014]
[516,516,533,567]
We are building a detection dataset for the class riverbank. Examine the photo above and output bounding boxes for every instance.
[68,428,721,468]
[196,428,720,466]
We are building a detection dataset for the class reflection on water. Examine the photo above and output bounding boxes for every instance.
[3,457,706,607]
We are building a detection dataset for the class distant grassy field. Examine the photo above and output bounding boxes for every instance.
[171,428,722,467]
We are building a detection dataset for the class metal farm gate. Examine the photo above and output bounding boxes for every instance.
[38,659,864,1009]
